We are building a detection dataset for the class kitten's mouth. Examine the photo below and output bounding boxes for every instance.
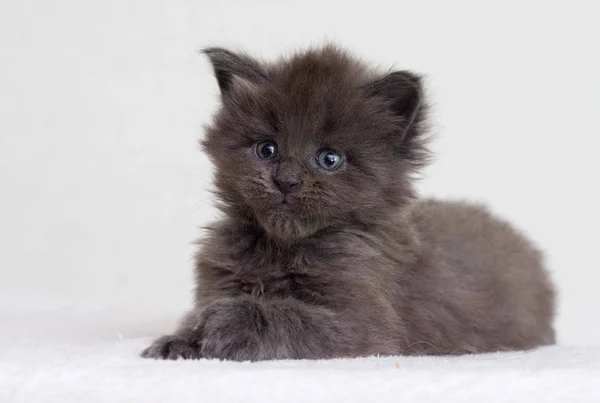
[267,195,298,214]
[278,194,294,206]
[275,200,293,210]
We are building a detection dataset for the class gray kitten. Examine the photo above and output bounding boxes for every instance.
[141,45,555,361]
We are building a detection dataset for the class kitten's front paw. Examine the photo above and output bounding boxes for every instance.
[200,298,266,361]
[141,335,200,360]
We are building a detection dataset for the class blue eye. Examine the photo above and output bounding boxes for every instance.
[256,141,277,160]
[316,149,343,171]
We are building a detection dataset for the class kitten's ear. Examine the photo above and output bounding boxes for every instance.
[202,47,267,95]
[365,71,424,144]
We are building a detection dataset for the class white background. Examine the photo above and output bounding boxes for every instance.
[0,0,598,346]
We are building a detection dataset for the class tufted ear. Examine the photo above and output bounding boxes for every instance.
[365,70,424,144]
[364,70,429,166]
[202,47,267,95]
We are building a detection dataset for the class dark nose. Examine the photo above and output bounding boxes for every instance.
[274,178,302,194]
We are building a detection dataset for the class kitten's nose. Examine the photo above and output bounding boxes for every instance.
[275,178,302,194]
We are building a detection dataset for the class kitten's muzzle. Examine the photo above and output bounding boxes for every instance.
[273,162,303,196]
[274,177,302,195]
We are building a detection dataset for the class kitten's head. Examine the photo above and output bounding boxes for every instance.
[202,45,430,242]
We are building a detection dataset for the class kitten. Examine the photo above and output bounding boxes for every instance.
[141,45,555,361]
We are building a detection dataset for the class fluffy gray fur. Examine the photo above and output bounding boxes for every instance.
[141,45,555,361]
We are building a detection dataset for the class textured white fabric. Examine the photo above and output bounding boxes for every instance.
[1,301,599,403]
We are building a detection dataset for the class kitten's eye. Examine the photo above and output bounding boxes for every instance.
[316,149,343,171]
[256,141,277,160]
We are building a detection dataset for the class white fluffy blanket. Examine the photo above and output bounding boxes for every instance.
[1,302,599,403]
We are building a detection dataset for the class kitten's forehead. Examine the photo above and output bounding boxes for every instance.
[263,47,374,146]
[272,47,368,91]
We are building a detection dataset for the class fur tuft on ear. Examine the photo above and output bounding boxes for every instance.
[365,71,429,167]
[202,47,267,95]
[366,71,422,135]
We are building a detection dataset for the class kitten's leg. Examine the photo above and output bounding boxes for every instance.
[140,309,205,360]
[142,296,351,361]
[198,296,351,361]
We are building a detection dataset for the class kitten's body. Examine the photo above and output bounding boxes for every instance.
[142,45,555,361]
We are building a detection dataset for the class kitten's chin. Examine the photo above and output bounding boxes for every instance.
[256,208,321,243]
